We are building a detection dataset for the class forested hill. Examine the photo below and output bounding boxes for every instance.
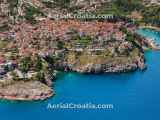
[0,0,160,26]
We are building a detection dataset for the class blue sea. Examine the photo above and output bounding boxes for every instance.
[0,29,160,120]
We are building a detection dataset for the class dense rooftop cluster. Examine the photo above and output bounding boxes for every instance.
[0,19,135,56]
[0,0,158,101]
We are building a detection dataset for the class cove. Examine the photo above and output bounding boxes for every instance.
[136,28,160,44]
[0,28,160,120]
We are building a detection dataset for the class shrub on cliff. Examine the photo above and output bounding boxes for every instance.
[34,56,43,72]
[19,56,31,80]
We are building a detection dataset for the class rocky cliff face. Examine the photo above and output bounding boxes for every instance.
[54,56,146,74]
[53,46,146,73]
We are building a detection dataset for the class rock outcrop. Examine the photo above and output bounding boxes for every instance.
[0,81,53,101]
[53,47,146,74]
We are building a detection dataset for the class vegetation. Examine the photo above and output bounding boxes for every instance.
[42,0,70,9]
[19,56,31,80]
[141,6,160,26]
[57,41,65,49]
[75,35,92,46]
[95,0,159,26]
[0,40,10,49]
[96,0,143,16]
[8,0,18,16]
[10,71,19,81]
[121,27,141,50]
[35,71,45,82]
[24,5,42,24]
[34,56,43,72]
[114,0,142,14]
[0,24,10,32]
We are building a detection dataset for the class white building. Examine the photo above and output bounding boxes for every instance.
[143,0,160,6]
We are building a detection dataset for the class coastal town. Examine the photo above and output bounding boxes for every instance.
[0,0,160,101]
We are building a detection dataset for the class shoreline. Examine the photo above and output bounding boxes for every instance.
[137,26,160,50]
[0,92,53,101]
[0,81,54,101]
[139,26,160,32]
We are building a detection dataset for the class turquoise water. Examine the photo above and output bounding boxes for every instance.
[0,29,160,120]
[136,28,160,44]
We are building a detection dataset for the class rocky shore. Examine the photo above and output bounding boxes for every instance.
[0,81,53,101]
[139,26,160,32]
[54,48,146,74]
[58,60,146,74]
[73,63,138,73]
[73,63,145,74]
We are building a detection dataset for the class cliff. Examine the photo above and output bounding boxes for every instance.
[0,81,53,101]
[56,48,146,73]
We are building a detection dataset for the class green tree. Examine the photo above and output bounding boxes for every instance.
[76,35,92,46]
[24,5,42,24]
[19,57,31,80]
[35,71,45,82]
[57,41,65,49]
[10,71,19,81]
[42,0,70,8]
[35,56,43,71]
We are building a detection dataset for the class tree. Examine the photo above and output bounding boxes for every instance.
[57,41,65,49]
[10,71,19,81]
[76,35,92,46]
[19,57,31,80]
[35,56,43,71]
[42,0,70,9]
[35,71,45,82]
[114,0,142,13]
[24,5,42,24]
